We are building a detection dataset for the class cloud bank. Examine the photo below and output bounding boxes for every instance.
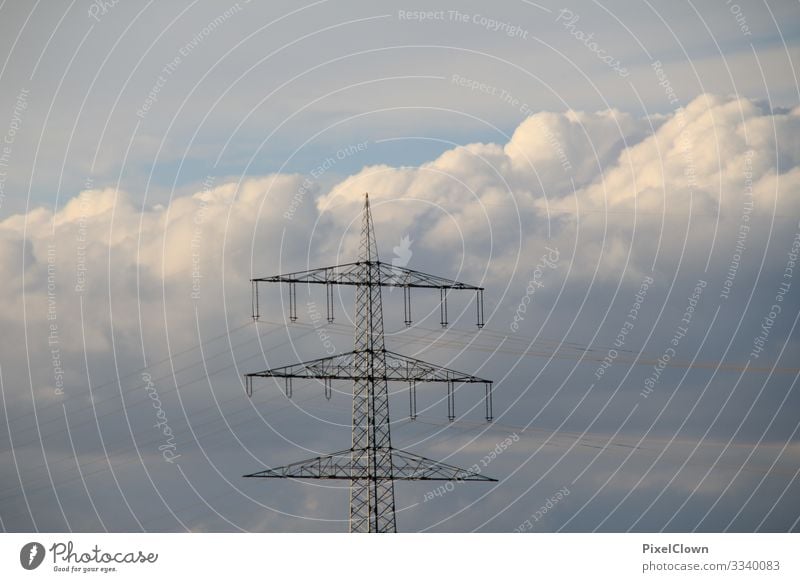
[2,93,799,532]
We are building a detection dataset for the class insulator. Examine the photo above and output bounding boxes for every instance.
[476,289,484,328]
[245,376,253,398]
[289,282,297,322]
[324,378,332,400]
[440,288,448,328]
[408,381,417,419]
[447,380,455,422]
[484,382,493,422]
[251,281,259,321]
[403,286,412,327]
[285,377,293,399]
[326,281,335,323]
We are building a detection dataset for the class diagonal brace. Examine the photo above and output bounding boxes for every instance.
[252,261,482,290]
[243,447,497,481]
[246,349,492,384]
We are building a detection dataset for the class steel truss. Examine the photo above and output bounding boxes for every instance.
[244,193,494,532]
[244,448,497,481]
[251,261,486,328]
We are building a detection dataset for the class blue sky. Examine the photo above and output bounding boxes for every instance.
[0,0,799,213]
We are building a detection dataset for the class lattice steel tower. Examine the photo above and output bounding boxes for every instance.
[244,193,495,532]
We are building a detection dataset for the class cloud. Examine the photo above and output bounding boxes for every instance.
[2,93,798,387]
[315,94,799,285]
[2,93,798,531]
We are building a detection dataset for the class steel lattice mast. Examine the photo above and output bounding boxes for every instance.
[244,193,495,532]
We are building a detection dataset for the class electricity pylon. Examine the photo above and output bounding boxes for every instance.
[244,193,495,532]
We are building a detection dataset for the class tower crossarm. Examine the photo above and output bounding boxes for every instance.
[252,262,362,285]
[391,449,496,481]
[243,447,497,481]
[246,352,358,381]
[375,263,482,290]
[250,261,485,326]
[252,261,482,290]
[383,350,491,383]
[245,349,492,384]
[244,193,494,531]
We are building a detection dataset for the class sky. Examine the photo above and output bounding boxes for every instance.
[0,0,799,533]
